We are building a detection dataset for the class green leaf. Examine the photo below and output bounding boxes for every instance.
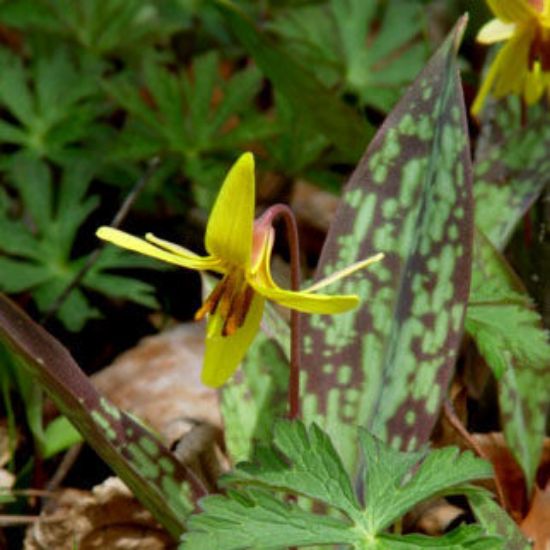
[0,50,34,126]
[300,18,473,473]
[215,0,372,161]
[10,155,53,233]
[221,324,289,462]
[0,257,52,292]
[42,415,82,459]
[0,293,206,538]
[106,50,273,208]
[466,230,550,490]
[0,48,106,162]
[270,0,429,113]
[182,420,497,549]
[0,159,158,330]
[469,492,530,550]
[474,99,550,250]
[264,92,330,176]
[0,0,189,57]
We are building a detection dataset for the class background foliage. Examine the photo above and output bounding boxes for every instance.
[0,0,548,548]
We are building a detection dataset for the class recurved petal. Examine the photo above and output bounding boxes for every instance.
[471,36,526,116]
[477,19,517,43]
[250,279,359,314]
[205,152,255,269]
[492,29,533,95]
[487,0,535,22]
[305,254,384,292]
[201,293,265,387]
[97,227,221,271]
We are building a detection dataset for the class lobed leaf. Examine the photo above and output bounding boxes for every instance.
[215,0,372,161]
[0,157,158,330]
[182,420,497,549]
[270,0,429,113]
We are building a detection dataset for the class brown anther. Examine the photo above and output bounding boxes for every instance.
[529,27,550,71]
[222,284,255,336]
[194,275,228,321]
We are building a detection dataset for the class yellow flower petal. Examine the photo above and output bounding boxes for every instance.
[145,233,200,257]
[96,227,221,271]
[471,30,531,115]
[305,253,384,292]
[477,19,517,43]
[487,0,534,22]
[201,292,265,387]
[205,152,255,269]
[492,29,533,96]
[250,279,359,314]
[524,62,546,103]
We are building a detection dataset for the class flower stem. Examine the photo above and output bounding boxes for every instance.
[259,204,302,420]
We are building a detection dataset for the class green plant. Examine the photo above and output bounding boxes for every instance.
[182,420,502,549]
[0,156,157,330]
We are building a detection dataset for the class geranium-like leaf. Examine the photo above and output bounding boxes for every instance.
[215,0,372,161]
[300,18,473,472]
[474,100,550,250]
[181,420,498,549]
[0,293,206,538]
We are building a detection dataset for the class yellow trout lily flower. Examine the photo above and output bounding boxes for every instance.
[472,0,550,115]
[97,153,381,388]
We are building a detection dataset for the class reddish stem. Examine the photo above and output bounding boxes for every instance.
[258,204,302,420]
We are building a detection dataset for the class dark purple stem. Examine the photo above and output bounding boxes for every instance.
[258,204,302,420]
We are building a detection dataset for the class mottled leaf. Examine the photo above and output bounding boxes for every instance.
[215,0,372,161]
[0,293,206,538]
[474,99,550,250]
[469,492,530,550]
[467,230,550,490]
[301,18,473,472]
[221,326,288,463]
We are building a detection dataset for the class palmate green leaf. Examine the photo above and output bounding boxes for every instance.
[264,92,330,177]
[215,0,373,161]
[474,99,550,251]
[106,50,269,154]
[0,0,188,58]
[469,492,530,550]
[466,230,550,490]
[269,0,429,113]
[181,421,499,549]
[300,18,473,473]
[0,48,107,164]
[0,294,206,538]
[0,157,158,330]
[105,50,274,208]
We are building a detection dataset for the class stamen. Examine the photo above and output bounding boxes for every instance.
[194,276,228,321]
[223,285,255,336]
[218,274,238,320]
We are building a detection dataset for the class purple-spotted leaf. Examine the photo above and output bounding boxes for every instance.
[0,293,206,538]
[467,230,550,491]
[469,492,530,550]
[474,99,550,250]
[301,18,473,472]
